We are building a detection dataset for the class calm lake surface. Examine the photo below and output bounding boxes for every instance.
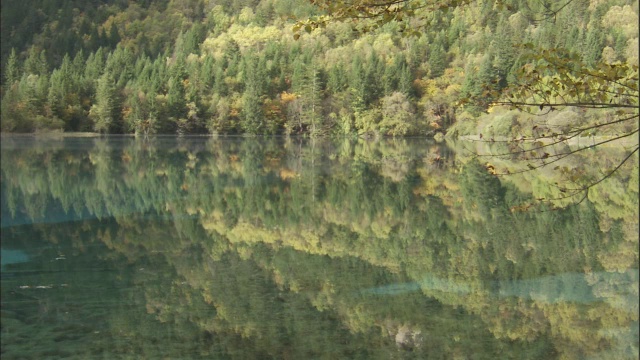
[1,136,638,359]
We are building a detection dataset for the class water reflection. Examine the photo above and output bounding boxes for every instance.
[1,249,30,269]
[1,136,638,359]
[367,270,638,309]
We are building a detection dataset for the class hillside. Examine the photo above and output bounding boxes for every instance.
[1,0,638,136]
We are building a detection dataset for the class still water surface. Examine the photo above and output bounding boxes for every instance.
[1,136,638,359]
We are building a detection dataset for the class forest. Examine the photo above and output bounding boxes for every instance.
[0,0,638,136]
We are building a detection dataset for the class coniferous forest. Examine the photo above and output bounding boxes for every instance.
[0,0,638,136]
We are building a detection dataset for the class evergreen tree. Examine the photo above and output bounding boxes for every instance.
[296,62,324,136]
[18,74,42,120]
[124,86,151,135]
[72,50,87,81]
[90,72,121,133]
[85,48,106,82]
[182,22,205,55]
[4,48,20,85]
[349,56,368,111]
[105,46,135,88]
[241,54,266,135]
[23,47,48,76]
[47,69,66,120]
[224,40,242,78]
[242,87,264,135]
[583,24,606,66]
[201,56,216,90]
[398,64,414,99]
[382,61,399,96]
[167,76,187,120]
[327,64,347,95]
[365,53,383,102]
[492,16,516,87]
[428,44,447,78]
[213,66,228,96]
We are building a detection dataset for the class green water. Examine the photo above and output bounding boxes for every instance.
[1,136,638,359]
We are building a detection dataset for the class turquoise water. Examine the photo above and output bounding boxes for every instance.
[1,249,30,268]
[1,136,638,359]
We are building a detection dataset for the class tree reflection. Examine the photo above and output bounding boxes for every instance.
[1,136,637,359]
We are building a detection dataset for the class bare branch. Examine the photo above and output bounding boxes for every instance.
[493,129,638,175]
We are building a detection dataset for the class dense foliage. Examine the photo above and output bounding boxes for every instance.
[1,0,637,136]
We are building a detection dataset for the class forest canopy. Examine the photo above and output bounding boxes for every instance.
[0,0,638,139]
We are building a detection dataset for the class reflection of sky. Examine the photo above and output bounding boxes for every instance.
[365,269,639,312]
[364,273,471,295]
[499,270,639,311]
[1,248,30,269]
[1,212,85,228]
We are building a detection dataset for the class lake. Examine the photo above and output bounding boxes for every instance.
[1,135,638,359]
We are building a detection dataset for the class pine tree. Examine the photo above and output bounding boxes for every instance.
[492,16,516,86]
[47,69,66,120]
[365,53,383,101]
[182,23,205,55]
[241,54,266,135]
[167,75,187,120]
[584,24,605,66]
[297,62,324,136]
[327,64,346,95]
[398,64,414,99]
[4,48,20,85]
[350,56,367,111]
[105,46,135,88]
[18,74,42,120]
[72,50,86,81]
[23,47,48,76]
[224,40,241,78]
[201,56,216,90]
[382,61,399,96]
[428,44,447,78]
[37,49,49,76]
[90,72,121,133]
[85,48,106,83]
[242,89,264,135]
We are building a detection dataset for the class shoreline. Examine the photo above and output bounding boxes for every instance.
[1,132,637,148]
[1,132,104,138]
